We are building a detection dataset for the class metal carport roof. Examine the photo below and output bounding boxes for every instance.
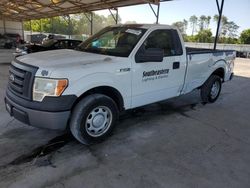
[0,0,166,21]
[0,0,225,50]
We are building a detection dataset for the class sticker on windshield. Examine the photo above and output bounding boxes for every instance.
[125,29,142,35]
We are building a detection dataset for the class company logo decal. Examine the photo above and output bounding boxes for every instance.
[9,74,15,82]
[142,69,169,82]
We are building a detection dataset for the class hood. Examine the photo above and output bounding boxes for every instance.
[17,49,114,69]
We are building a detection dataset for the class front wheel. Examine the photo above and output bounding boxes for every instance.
[4,43,12,49]
[200,75,222,103]
[70,94,119,145]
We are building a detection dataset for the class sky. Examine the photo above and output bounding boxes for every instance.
[95,0,250,36]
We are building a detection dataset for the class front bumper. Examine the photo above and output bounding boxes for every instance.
[13,51,27,57]
[5,96,69,130]
[5,90,77,130]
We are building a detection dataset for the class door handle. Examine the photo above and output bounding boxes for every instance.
[173,62,180,69]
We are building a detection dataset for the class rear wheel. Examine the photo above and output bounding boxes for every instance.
[70,94,118,145]
[200,75,222,103]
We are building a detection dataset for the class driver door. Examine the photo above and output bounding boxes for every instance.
[131,29,186,108]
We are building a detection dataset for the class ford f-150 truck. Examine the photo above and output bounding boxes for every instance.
[5,24,235,144]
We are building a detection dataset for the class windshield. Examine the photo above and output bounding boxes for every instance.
[77,26,146,57]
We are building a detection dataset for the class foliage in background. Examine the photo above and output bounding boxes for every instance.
[239,29,250,44]
[24,12,249,44]
[195,29,213,43]
[173,14,245,44]
[23,13,121,36]
[189,15,198,36]
[172,19,188,35]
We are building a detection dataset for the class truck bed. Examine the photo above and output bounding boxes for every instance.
[183,47,235,95]
[186,47,234,55]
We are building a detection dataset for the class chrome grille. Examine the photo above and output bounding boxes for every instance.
[8,60,38,100]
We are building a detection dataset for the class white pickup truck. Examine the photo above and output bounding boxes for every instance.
[5,24,235,144]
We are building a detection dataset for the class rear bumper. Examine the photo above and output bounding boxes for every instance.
[5,96,70,130]
[230,73,234,80]
[224,71,234,82]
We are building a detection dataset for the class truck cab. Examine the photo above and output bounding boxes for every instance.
[5,24,235,144]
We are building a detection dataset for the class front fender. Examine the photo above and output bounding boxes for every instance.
[63,72,131,109]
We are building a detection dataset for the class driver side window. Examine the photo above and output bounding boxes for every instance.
[143,30,175,56]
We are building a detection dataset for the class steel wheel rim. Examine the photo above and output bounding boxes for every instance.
[85,106,112,137]
[210,81,220,99]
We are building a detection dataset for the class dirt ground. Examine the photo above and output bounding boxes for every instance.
[0,58,250,188]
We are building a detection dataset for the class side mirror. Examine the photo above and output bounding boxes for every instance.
[135,48,164,63]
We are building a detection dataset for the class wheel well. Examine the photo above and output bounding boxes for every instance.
[72,86,124,112]
[212,68,225,81]
[197,68,225,90]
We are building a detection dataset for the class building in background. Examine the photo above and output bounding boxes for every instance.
[0,20,23,38]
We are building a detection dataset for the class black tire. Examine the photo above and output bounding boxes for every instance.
[200,75,222,103]
[4,43,12,49]
[70,94,119,145]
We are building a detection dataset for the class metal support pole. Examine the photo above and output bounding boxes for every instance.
[149,3,160,24]
[51,18,54,33]
[21,21,24,41]
[90,12,93,35]
[108,8,118,24]
[214,0,224,50]
[68,15,71,39]
[149,3,157,17]
[40,19,42,34]
[3,17,6,34]
[84,12,93,35]
[30,20,32,35]
[216,0,220,12]
[116,8,118,24]
[156,3,160,24]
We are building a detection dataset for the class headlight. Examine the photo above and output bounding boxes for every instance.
[33,77,68,102]
[16,48,22,53]
[16,48,27,55]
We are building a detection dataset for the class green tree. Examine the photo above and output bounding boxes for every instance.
[74,13,93,35]
[172,20,188,35]
[213,15,239,43]
[185,35,196,42]
[24,13,122,36]
[24,16,74,35]
[205,16,211,29]
[198,15,207,31]
[189,15,198,36]
[225,37,239,44]
[172,21,184,34]
[213,15,228,37]
[74,13,121,35]
[183,19,188,33]
[24,20,40,32]
[106,14,121,25]
[226,21,239,38]
[195,29,212,43]
[240,29,250,44]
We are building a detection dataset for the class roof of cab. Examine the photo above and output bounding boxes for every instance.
[110,24,175,29]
